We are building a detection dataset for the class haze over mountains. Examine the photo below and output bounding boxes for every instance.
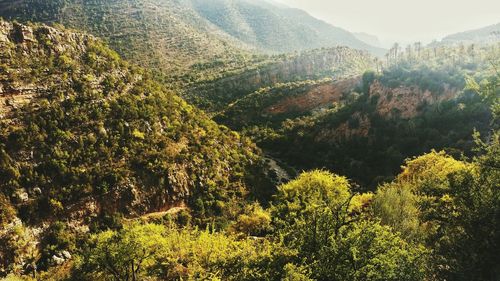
[272,0,500,47]
[436,22,500,46]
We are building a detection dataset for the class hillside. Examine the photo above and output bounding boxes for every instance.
[186,47,376,112]
[436,22,500,46]
[189,0,386,55]
[218,44,499,187]
[215,77,362,130]
[0,0,384,80]
[0,20,272,231]
[0,0,256,77]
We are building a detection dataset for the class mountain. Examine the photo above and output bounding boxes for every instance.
[436,22,500,46]
[353,32,383,48]
[0,0,256,77]
[0,20,271,229]
[189,0,386,55]
[0,0,385,78]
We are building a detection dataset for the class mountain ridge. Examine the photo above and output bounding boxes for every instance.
[0,0,385,78]
[434,22,500,46]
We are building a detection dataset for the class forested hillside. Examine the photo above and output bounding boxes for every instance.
[0,21,275,274]
[186,47,375,112]
[189,0,386,55]
[436,22,500,46]
[218,44,499,187]
[0,0,384,80]
[0,0,256,76]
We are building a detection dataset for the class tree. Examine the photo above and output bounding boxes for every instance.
[373,143,500,279]
[435,133,500,280]
[272,171,429,281]
[81,223,167,281]
[466,67,499,127]
[372,182,423,242]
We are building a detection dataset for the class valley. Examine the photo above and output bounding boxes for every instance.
[0,1,499,280]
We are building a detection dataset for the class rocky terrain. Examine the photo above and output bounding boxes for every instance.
[0,19,270,227]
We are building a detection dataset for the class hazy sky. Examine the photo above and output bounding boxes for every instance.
[273,0,500,48]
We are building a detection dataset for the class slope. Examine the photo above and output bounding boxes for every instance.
[186,46,376,113]
[189,0,386,56]
[0,0,256,77]
[0,0,385,80]
[436,22,500,46]
[218,44,498,187]
[0,20,270,227]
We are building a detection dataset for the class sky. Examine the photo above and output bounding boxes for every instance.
[273,0,500,48]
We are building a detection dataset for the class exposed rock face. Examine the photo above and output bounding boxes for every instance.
[0,21,9,42]
[369,80,457,119]
[0,19,94,117]
[315,79,459,143]
[11,23,36,43]
[265,77,361,115]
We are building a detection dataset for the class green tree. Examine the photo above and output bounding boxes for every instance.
[272,170,429,281]
[436,133,500,280]
[81,223,167,281]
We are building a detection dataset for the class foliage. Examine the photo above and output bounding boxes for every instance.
[78,223,288,281]
[232,202,272,236]
[0,225,39,276]
[39,222,76,270]
[242,45,498,188]
[373,143,500,279]
[80,223,168,281]
[272,171,429,281]
[0,21,269,227]
[372,183,423,241]
[0,194,16,227]
[0,0,259,81]
[436,133,500,280]
[191,47,374,112]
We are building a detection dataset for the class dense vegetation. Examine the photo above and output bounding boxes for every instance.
[0,3,499,280]
[3,138,498,279]
[436,22,500,46]
[0,0,384,84]
[0,20,271,251]
[189,0,385,55]
[186,47,374,112]
[0,0,257,80]
[224,44,499,188]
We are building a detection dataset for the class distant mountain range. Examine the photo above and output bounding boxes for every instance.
[353,32,383,48]
[434,22,500,46]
